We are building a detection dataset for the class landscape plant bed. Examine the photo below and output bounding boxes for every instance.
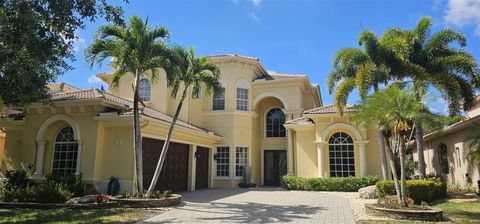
[113,193,182,208]
[365,203,444,222]
[0,194,181,209]
[0,201,120,209]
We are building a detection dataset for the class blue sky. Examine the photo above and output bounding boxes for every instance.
[62,0,480,114]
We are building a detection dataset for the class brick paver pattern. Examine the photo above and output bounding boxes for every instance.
[140,187,355,224]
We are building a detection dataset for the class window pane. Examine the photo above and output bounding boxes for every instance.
[328,132,355,177]
[138,79,151,101]
[236,88,248,111]
[52,126,78,177]
[266,108,286,137]
[216,147,230,177]
[213,88,225,110]
[235,147,248,177]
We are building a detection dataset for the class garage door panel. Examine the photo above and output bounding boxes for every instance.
[142,138,189,192]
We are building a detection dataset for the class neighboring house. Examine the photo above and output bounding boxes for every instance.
[413,96,480,186]
[0,131,4,170]
[0,54,384,193]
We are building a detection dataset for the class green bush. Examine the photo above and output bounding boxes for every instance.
[376,178,447,203]
[281,175,380,192]
[2,170,31,190]
[0,170,82,203]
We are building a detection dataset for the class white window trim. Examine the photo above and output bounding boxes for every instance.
[138,78,151,102]
[214,145,231,179]
[236,88,249,111]
[50,125,80,175]
[234,145,250,180]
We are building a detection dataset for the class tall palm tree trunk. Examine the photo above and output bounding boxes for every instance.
[378,132,389,180]
[373,85,389,180]
[414,120,426,179]
[146,86,189,195]
[384,134,401,201]
[133,73,144,195]
[399,136,407,204]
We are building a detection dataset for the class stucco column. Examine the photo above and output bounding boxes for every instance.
[287,129,294,175]
[75,139,83,175]
[33,140,47,178]
[356,141,369,176]
[315,141,327,178]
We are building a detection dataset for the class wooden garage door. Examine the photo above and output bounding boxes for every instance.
[195,147,209,189]
[142,137,189,192]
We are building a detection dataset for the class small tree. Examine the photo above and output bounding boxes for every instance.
[146,46,221,196]
[85,16,170,195]
[354,85,424,204]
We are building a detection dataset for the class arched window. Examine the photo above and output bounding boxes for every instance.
[329,132,355,177]
[439,143,449,174]
[52,126,78,176]
[266,108,286,137]
[138,79,151,101]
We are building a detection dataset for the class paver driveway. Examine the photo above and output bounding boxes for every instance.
[140,187,355,224]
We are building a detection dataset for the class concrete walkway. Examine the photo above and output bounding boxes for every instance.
[140,187,355,224]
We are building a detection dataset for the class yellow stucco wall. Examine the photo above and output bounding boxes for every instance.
[290,115,384,178]
[418,127,480,186]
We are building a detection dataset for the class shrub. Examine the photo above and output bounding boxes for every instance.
[46,173,83,197]
[0,170,83,203]
[281,175,380,192]
[376,178,447,203]
[2,170,31,190]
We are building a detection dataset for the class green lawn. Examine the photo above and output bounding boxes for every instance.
[364,200,480,224]
[0,208,160,223]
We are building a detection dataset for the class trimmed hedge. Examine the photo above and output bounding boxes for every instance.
[281,175,380,192]
[376,178,447,203]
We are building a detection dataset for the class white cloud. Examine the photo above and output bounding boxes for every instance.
[267,70,276,74]
[248,12,260,21]
[87,75,104,84]
[249,0,262,8]
[72,36,86,52]
[444,0,480,35]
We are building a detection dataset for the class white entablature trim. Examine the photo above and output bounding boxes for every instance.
[36,114,81,141]
[318,122,363,142]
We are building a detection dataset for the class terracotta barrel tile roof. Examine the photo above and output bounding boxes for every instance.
[303,104,356,114]
[255,73,307,81]
[48,89,216,135]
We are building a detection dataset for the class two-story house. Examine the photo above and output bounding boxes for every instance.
[0,54,385,193]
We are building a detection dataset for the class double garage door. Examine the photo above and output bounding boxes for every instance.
[142,137,208,192]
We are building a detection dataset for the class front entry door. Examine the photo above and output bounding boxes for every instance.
[264,150,287,186]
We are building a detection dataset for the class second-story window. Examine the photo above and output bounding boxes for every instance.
[193,87,201,100]
[138,79,151,101]
[266,108,286,137]
[236,88,248,111]
[212,87,225,110]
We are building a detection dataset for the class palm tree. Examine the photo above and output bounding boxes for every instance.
[469,133,480,164]
[384,17,480,179]
[354,85,424,204]
[146,46,221,195]
[85,16,170,195]
[327,30,396,180]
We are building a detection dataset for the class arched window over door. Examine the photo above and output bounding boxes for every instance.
[266,108,286,137]
[329,132,355,177]
[438,143,449,174]
[138,79,151,101]
[52,126,78,176]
